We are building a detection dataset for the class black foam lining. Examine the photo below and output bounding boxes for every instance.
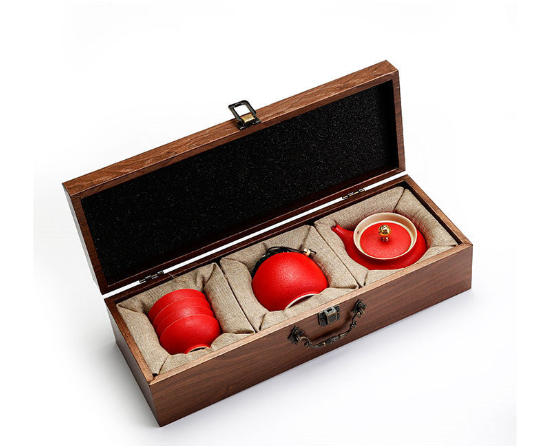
[82,81,399,285]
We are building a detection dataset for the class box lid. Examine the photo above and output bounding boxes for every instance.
[63,60,405,294]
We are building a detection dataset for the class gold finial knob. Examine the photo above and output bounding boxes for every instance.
[378,224,391,241]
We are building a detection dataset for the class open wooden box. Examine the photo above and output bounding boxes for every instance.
[63,61,472,426]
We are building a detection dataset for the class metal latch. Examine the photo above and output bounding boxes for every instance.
[318,305,340,326]
[288,300,366,348]
[228,100,261,130]
[139,271,164,284]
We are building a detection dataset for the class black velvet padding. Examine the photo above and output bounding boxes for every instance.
[82,81,399,285]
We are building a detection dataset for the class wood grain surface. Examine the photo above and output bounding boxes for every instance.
[105,175,473,426]
[63,58,472,426]
[147,244,471,426]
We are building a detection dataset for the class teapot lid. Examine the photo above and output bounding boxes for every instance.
[63,60,405,294]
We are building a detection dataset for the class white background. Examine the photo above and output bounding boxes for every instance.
[3,0,542,445]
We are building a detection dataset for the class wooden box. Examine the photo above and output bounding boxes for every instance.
[63,60,472,426]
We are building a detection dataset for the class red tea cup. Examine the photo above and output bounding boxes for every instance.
[160,314,221,355]
[156,306,215,338]
[152,297,211,331]
[148,289,207,323]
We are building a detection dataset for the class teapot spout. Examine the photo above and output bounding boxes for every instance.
[331,224,354,245]
[332,221,428,271]
[332,224,367,267]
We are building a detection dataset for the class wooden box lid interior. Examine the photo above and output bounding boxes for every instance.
[63,60,405,294]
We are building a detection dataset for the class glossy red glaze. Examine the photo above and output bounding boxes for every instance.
[360,222,411,258]
[148,289,207,323]
[156,306,215,338]
[152,297,211,331]
[160,315,221,355]
[252,252,328,311]
[332,224,427,270]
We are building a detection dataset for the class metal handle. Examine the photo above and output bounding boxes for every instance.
[288,300,366,349]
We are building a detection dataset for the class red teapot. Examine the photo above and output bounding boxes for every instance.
[332,213,427,270]
[251,247,328,311]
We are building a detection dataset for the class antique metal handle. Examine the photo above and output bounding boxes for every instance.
[288,300,366,349]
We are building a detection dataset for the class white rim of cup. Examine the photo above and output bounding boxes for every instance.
[285,293,316,309]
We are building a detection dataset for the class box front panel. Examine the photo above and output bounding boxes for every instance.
[149,244,472,426]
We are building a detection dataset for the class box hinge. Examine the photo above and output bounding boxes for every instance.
[342,187,366,200]
[228,100,261,130]
[139,271,164,284]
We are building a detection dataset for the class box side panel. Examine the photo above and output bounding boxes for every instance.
[150,244,472,426]
[404,176,471,245]
[106,309,158,422]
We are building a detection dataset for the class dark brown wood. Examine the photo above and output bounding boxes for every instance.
[106,308,157,417]
[403,176,470,245]
[153,244,472,426]
[64,61,403,197]
[63,60,405,294]
[65,59,472,427]
[104,175,473,426]
[63,188,104,290]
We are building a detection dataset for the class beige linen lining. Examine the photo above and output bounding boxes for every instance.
[220,225,358,331]
[117,263,254,375]
[117,187,457,374]
[314,188,458,286]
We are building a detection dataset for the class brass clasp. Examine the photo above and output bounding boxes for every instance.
[228,100,261,130]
